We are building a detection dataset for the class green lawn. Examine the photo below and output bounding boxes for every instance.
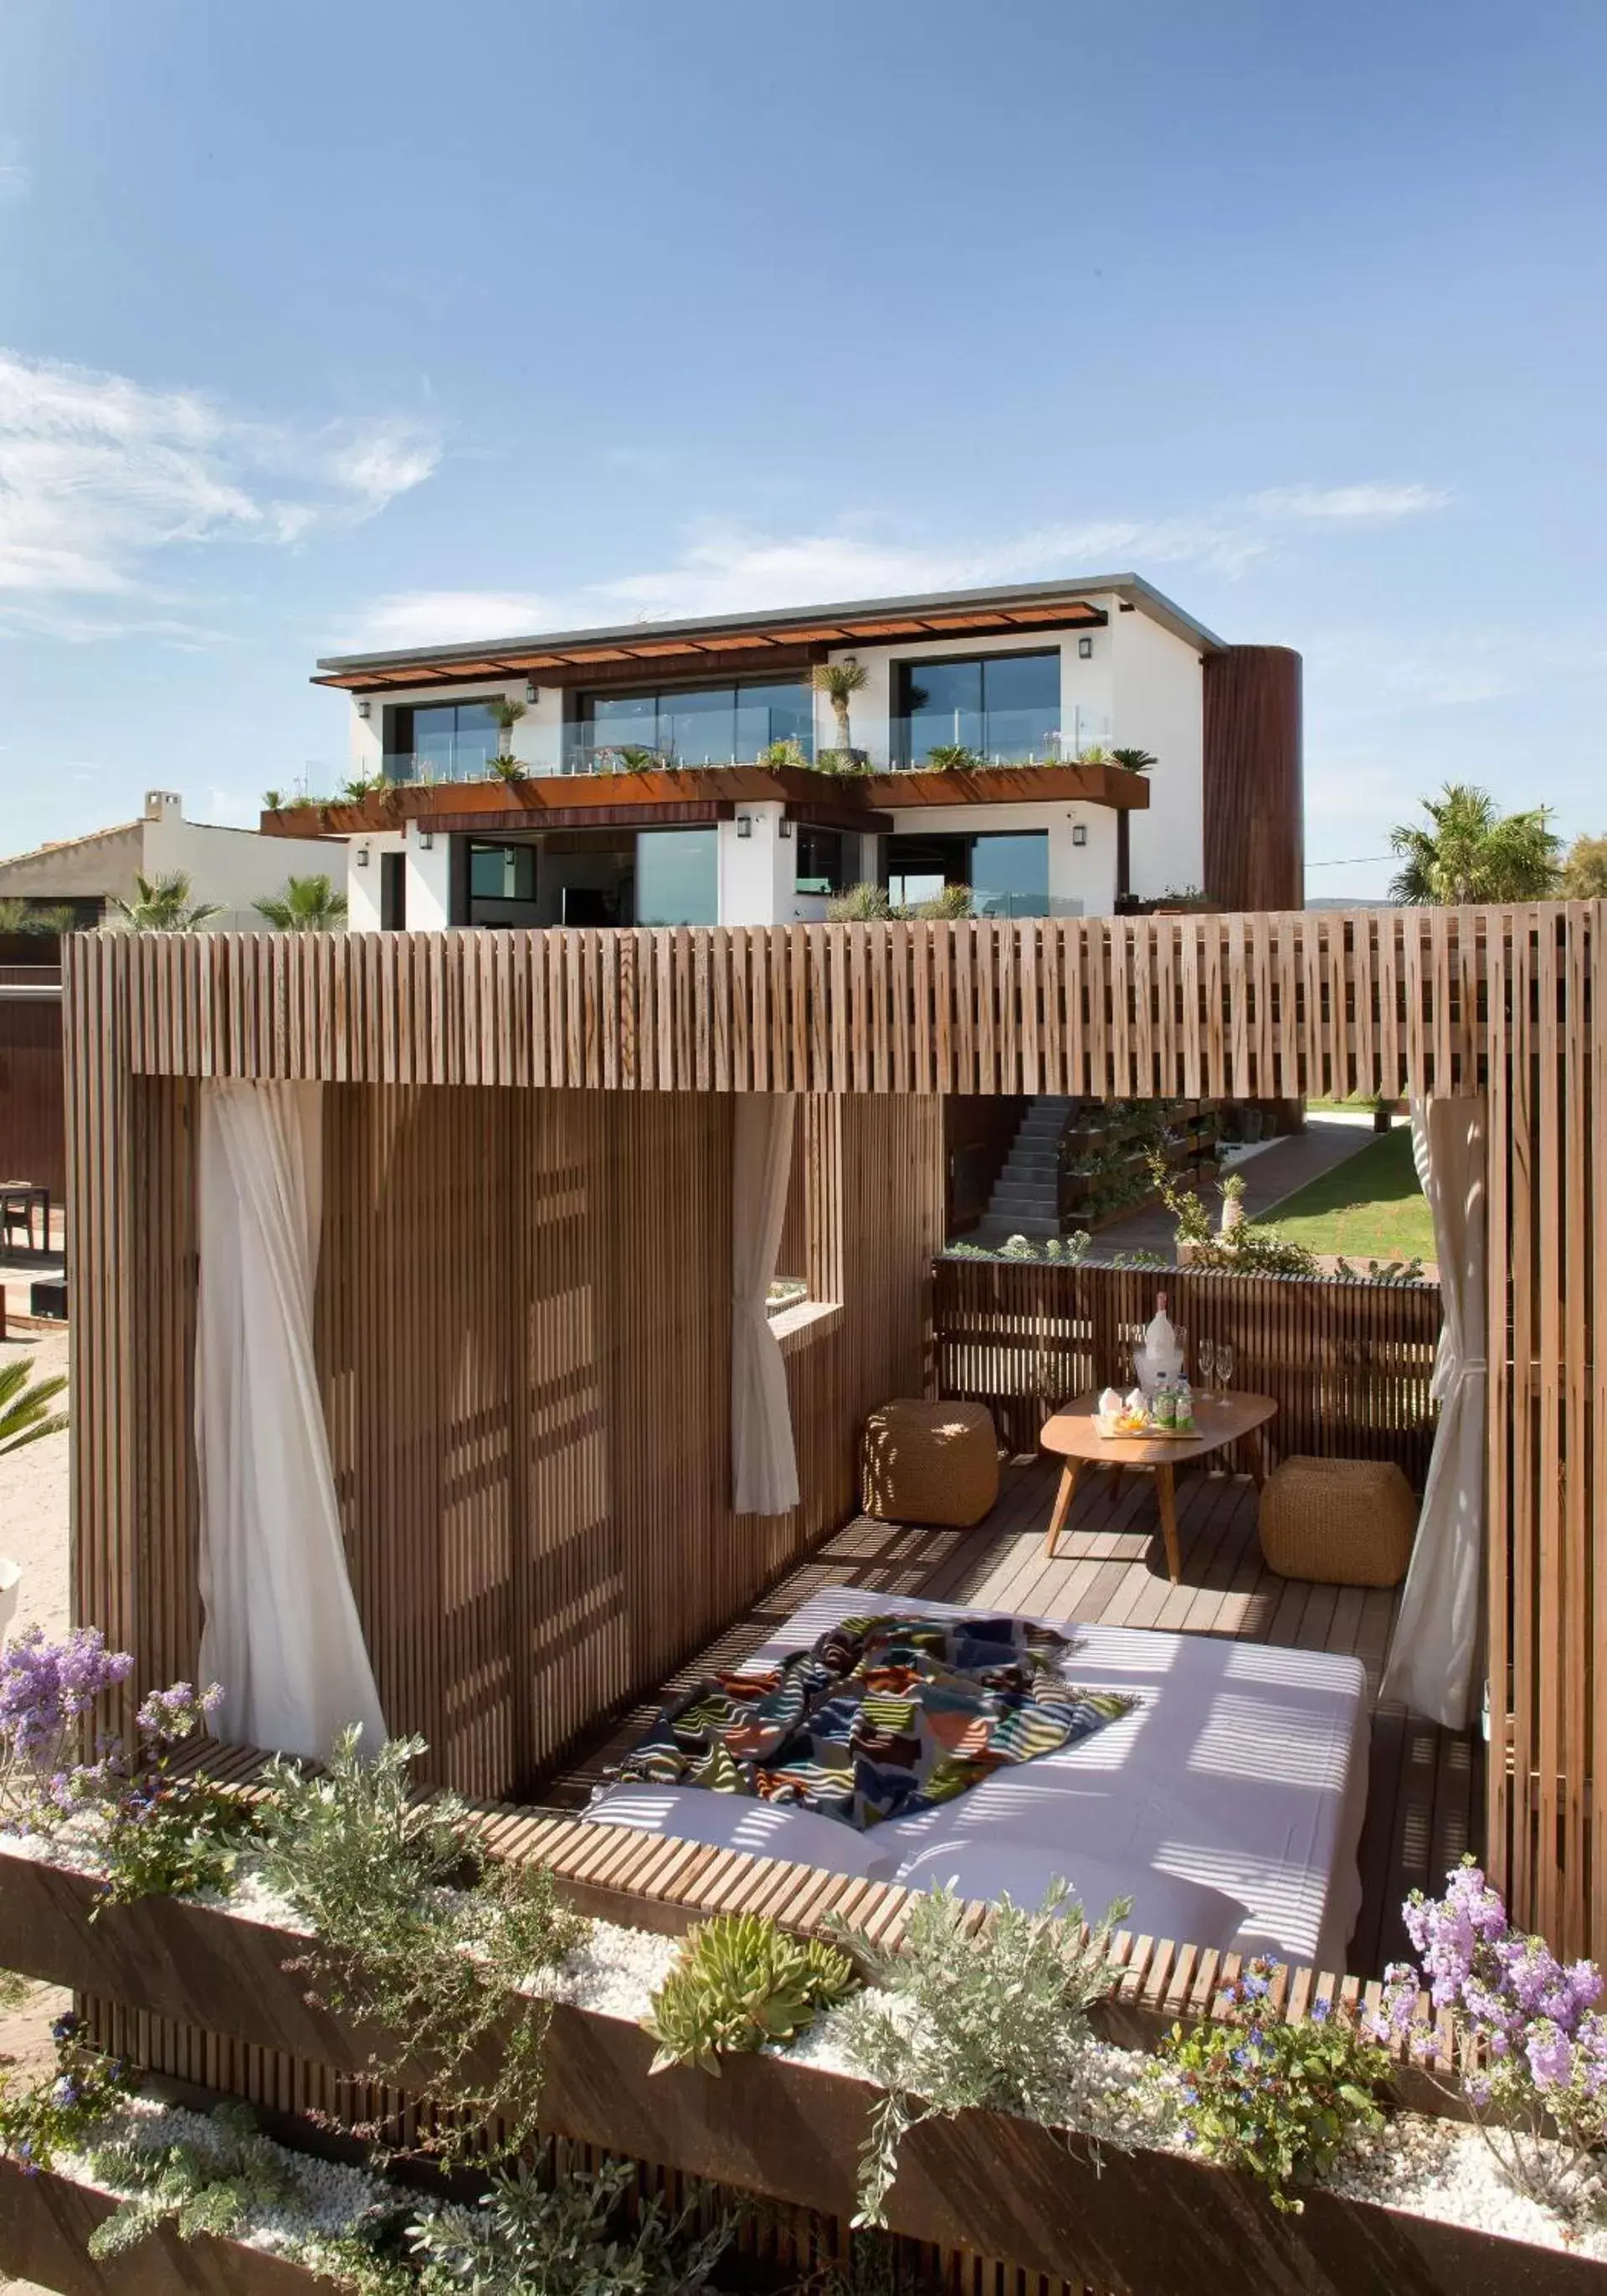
[1265,1126,1438,1264]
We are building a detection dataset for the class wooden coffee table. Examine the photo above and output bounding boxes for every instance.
[1040,1389,1277,1585]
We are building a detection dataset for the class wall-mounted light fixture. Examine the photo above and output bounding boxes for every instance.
[525,682,539,704]
[1077,636,1094,660]
[356,843,371,867]
[778,817,793,840]
[357,697,372,718]
[1071,824,1088,847]
[736,814,752,840]
[417,829,434,852]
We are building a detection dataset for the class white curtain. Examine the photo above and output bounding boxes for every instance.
[732,1093,801,1516]
[196,1081,388,1760]
[1380,1095,1487,1729]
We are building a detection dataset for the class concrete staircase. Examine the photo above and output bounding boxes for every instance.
[973,1096,1070,1245]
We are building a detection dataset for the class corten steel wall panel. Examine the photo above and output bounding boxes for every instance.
[1202,647,1304,914]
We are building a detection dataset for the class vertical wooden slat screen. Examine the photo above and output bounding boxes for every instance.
[935,1258,1444,1482]
[61,903,1607,1953]
[111,912,1487,1100]
[68,1061,942,1807]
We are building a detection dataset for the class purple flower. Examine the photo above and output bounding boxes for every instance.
[1526,2021,1576,2091]
[1311,1997,1332,2023]
[49,2077,79,2108]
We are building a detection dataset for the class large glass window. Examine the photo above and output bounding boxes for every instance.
[388,699,502,783]
[895,650,1060,765]
[465,839,541,927]
[795,825,848,896]
[574,677,812,768]
[970,832,1050,917]
[635,827,718,925]
[886,829,1050,917]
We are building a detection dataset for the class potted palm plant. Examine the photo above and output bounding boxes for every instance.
[810,661,869,772]
[487,700,527,781]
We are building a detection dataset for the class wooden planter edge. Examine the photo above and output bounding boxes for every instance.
[0,1849,1601,2296]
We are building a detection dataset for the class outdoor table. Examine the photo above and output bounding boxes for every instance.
[0,1184,49,1255]
[1040,1389,1277,1584]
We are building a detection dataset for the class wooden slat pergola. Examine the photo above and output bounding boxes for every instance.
[62,902,1605,1968]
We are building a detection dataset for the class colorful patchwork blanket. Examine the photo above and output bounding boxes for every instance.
[611,1611,1135,1831]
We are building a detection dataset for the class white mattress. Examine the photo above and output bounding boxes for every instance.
[738,1588,1370,1972]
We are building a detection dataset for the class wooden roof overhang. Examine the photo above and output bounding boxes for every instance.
[261,761,1141,840]
[311,600,1111,696]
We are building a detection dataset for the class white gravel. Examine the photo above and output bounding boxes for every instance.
[1329,2109,1607,2259]
[54,2096,396,2259]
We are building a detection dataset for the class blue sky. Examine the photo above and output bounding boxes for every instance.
[0,0,1602,895]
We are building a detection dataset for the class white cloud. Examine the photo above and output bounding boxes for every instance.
[1252,482,1453,523]
[357,589,559,647]
[0,141,29,202]
[349,480,1451,650]
[0,350,439,633]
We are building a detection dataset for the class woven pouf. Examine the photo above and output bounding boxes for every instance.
[861,1399,999,1528]
[1258,1456,1418,1587]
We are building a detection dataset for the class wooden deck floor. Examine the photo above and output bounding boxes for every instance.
[542,1456,1481,1979]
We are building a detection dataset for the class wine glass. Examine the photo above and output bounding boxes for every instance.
[1198,1338,1216,1389]
[1215,1342,1235,1394]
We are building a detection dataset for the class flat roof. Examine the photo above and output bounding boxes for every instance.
[313,573,1226,690]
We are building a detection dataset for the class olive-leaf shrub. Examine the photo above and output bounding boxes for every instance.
[400,2155,737,2296]
[829,1880,1132,2227]
[1153,1959,1389,2211]
[257,1728,588,2167]
[1369,1857,1607,2222]
[644,1911,856,2073]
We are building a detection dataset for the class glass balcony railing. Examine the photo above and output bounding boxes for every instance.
[888,706,1112,769]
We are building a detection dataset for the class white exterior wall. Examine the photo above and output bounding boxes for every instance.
[344,830,405,932]
[717,804,794,926]
[1106,610,1206,899]
[403,820,453,930]
[137,794,343,930]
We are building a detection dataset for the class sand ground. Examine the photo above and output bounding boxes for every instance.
[0,1323,74,2295]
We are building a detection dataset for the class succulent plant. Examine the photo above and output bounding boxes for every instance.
[644,1912,857,2075]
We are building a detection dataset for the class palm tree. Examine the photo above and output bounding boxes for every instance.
[254,874,349,932]
[0,1359,67,1458]
[810,661,868,763]
[108,871,223,932]
[1388,784,1560,906]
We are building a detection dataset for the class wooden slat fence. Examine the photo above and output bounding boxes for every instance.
[103,908,1491,1100]
[937,1256,1444,1482]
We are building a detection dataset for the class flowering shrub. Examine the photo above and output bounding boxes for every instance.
[94,1681,250,1916]
[0,1626,132,1819]
[0,2014,132,2174]
[1156,1960,1389,2211]
[1369,1857,1607,2218]
[0,1628,249,1914]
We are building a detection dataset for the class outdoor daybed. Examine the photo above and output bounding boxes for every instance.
[583,1588,1370,1974]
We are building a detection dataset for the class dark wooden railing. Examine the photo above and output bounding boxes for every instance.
[935,1256,1443,1484]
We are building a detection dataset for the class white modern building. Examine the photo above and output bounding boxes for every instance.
[273,576,1302,929]
[0,790,341,931]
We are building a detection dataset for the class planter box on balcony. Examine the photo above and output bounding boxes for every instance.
[0,1845,1600,2296]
